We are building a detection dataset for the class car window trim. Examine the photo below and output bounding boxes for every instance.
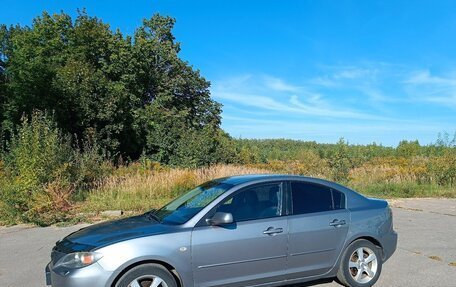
[284,181,292,216]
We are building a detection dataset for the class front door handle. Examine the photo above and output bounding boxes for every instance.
[329,219,346,227]
[263,227,283,235]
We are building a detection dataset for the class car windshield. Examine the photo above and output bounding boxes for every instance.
[152,181,233,225]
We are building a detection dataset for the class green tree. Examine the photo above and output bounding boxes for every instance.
[132,15,221,163]
[0,24,9,145]
[397,140,421,157]
[0,11,224,163]
[327,138,352,182]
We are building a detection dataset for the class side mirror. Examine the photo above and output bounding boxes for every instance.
[207,212,234,226]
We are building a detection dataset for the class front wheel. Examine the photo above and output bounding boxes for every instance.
[115,263,178,287]
[337,239,383,287]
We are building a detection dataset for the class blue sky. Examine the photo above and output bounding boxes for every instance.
[3,0,456,146]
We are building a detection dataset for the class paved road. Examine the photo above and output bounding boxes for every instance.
[0,198,455,287]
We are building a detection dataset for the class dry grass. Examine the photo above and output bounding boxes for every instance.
[80,159,456,216]
[349,157,430,185]
[82,164,272,213]
[428,255,443,261]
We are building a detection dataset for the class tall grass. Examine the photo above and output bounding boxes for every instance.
[83,158,456,215]
[82,165,272,212]
[347,156,456,197]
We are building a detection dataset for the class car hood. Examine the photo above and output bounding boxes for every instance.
[57,215,174,252]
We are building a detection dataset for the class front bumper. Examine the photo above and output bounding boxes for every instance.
[45,261,113,287]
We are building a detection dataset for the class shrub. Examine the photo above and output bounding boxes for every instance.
[397,140,421,157]
[327,138,352,182]
[0,112,73,224]
[294,149,330,177]
[428,151,456,186]
[0,111,109,225]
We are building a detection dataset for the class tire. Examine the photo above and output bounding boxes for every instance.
[336,239,383,287]
[115,263,178,287]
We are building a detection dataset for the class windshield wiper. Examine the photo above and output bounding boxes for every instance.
[146,211,160,222]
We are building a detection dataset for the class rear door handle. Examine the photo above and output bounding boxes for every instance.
[329,219,346,227]
[263,227,283,235]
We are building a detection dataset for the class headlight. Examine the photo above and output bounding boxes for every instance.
[54,252,103,269]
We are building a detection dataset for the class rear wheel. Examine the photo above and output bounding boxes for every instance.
[115,263,177,287]
[337,239,382,287]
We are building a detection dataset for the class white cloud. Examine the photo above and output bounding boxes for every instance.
[309,76,339,87]
[307,64,400,106]
[405,70,456,86]
[288,95,383,120]
[263,75,302,93]
[425,96,456,106]
[333,67,373,79]
[404,69,456,107]
[216,91,294,113]
[212,75,384,120]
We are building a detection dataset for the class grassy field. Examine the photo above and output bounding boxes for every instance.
[80,162,456,215]
[2,160,456,226]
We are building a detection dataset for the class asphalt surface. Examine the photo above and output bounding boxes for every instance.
[0,198,455,287]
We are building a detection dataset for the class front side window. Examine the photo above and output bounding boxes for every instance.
[215,182,283,222]
[154,181,233,225]
[291,181,345,215]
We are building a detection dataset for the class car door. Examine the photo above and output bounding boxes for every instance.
[191,182,288,287]
[286,180,350,279]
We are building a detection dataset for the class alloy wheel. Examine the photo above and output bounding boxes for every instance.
[128,275,169,287]
[348,247,378,284]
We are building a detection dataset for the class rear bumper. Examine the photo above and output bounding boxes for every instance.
[45,261,112,287]
[382,230,398,262]
[45,263,51,285]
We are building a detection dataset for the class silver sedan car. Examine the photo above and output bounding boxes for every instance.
[46,174,397,287]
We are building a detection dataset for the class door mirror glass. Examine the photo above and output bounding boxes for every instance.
[207,212,234,226]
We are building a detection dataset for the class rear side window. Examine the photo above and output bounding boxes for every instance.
[291,182,345,215]
[332,188,345,210]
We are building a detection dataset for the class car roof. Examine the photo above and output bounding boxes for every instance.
[214,174,331,185]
